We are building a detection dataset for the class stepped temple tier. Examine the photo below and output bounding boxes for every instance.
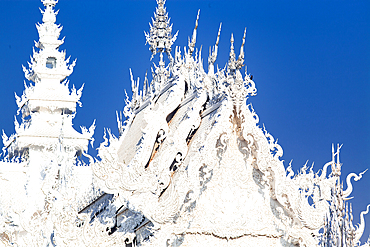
[0,0,369,246]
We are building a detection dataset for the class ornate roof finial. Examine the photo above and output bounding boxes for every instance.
[188,9,200,56]
[236,28,246,69]
[152,52,169,91]
[228,29,246,73]
[226,31,256,108]
[41,0,58,7]
[22,0,76,83]
[208,23,222,75]
[41,0,58,24]
[228,33,236,73]
[209,23,221,62]
[145,0,178,59]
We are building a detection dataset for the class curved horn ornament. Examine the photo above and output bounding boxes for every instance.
[343,169,368,200]
[354,204,370,245]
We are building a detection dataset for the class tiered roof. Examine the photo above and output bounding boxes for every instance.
[2,0,94,155]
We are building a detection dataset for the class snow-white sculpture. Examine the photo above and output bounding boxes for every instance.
[320,147,370,247]
[91,1,370,247]
[0,0,369,247]
[144,0,178,59]
[0,0,96,246]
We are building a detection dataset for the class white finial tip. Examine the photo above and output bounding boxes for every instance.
[41,0,58,6]
[215,23,222,46]
[195,9,200,30]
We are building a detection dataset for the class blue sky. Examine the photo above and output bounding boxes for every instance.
[0,0,369,241]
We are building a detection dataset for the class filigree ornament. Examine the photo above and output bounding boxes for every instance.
[144,0,178,58]
[1,0,370,246]
[91,1,370,244]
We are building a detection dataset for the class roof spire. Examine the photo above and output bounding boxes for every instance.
[227,33,236,73]
[145,0,178,60]
[22,0,76,83]
[188,9,200,56]
[236,28,246,69]
[228,29,246,73]
[41,0,59,24]
[208,23,221,74]
[226,30,256,108]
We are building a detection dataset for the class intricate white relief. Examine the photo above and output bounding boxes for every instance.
[0,0,369,247]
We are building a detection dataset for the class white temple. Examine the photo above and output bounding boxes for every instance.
[0,0,369,246]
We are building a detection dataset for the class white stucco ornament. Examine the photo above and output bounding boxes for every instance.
[0,1,96,246]
[0,0,369,247]
[91,1,370,247]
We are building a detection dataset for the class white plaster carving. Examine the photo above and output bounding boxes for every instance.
[91,1,370,246]
[0,0,369,247]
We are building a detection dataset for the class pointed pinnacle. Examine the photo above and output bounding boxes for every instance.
[195,9,200,30]
[242,28,246,48]
[236,28,247,69]
[216,23,222,46]
[129,68,135,92]
[230,33,235,57]
[147,0,177,60]
[189,10,200,56]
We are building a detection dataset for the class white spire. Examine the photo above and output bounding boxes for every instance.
[236,28,246,69]
[208,23,222,74]
[227,33,236,73]
[144,0,178,59]
[226,31,256,109]
[23,0,75,83]
[188,9,200,56]
[8,0,94,158]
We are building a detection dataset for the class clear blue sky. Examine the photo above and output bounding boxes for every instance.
[0,0,369,241]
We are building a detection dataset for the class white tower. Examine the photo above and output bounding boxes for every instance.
[9,0,95,159]
[0,1,95,245]
[2,0,94,205]
[0,1,369,246]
